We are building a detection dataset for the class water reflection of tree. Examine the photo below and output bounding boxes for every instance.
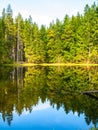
[89,127,98,130]
[0,66,98,127]
[2,112,13,126]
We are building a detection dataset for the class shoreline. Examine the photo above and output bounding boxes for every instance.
[2,63,98,67]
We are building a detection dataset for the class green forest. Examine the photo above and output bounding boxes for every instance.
[0,2,98,64]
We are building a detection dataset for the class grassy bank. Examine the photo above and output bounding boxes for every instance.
[3,63,98,67]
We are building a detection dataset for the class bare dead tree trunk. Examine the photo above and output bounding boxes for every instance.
[16,19,20,63]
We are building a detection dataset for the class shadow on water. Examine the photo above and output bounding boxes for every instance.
[0,66,98,129]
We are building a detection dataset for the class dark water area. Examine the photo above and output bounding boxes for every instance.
[0,66,98,130]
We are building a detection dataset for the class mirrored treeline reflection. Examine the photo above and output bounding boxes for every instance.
[0,66,98,129]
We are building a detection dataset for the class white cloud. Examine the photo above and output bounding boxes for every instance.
[0,0,96,27]
[14,9,52,26]
[31,14,52,26]
[16,103,50,116]
[74,112,78,116]
[33,103,50,111]
[70,9,79,16]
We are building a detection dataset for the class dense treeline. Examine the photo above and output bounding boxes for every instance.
[0,2,98,64]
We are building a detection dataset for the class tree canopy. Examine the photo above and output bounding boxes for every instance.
[0,3,98,64]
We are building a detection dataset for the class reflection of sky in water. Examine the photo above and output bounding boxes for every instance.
[0,100,94,130]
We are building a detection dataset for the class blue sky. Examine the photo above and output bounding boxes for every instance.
[0,0,97,26]
[0,100,94,130]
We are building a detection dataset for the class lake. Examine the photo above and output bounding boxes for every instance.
[0,66,98,130]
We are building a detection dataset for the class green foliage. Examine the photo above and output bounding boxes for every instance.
[0,2,98,64]
[0,5,15,63]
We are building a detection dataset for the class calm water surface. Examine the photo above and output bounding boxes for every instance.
[0,66,98,130]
